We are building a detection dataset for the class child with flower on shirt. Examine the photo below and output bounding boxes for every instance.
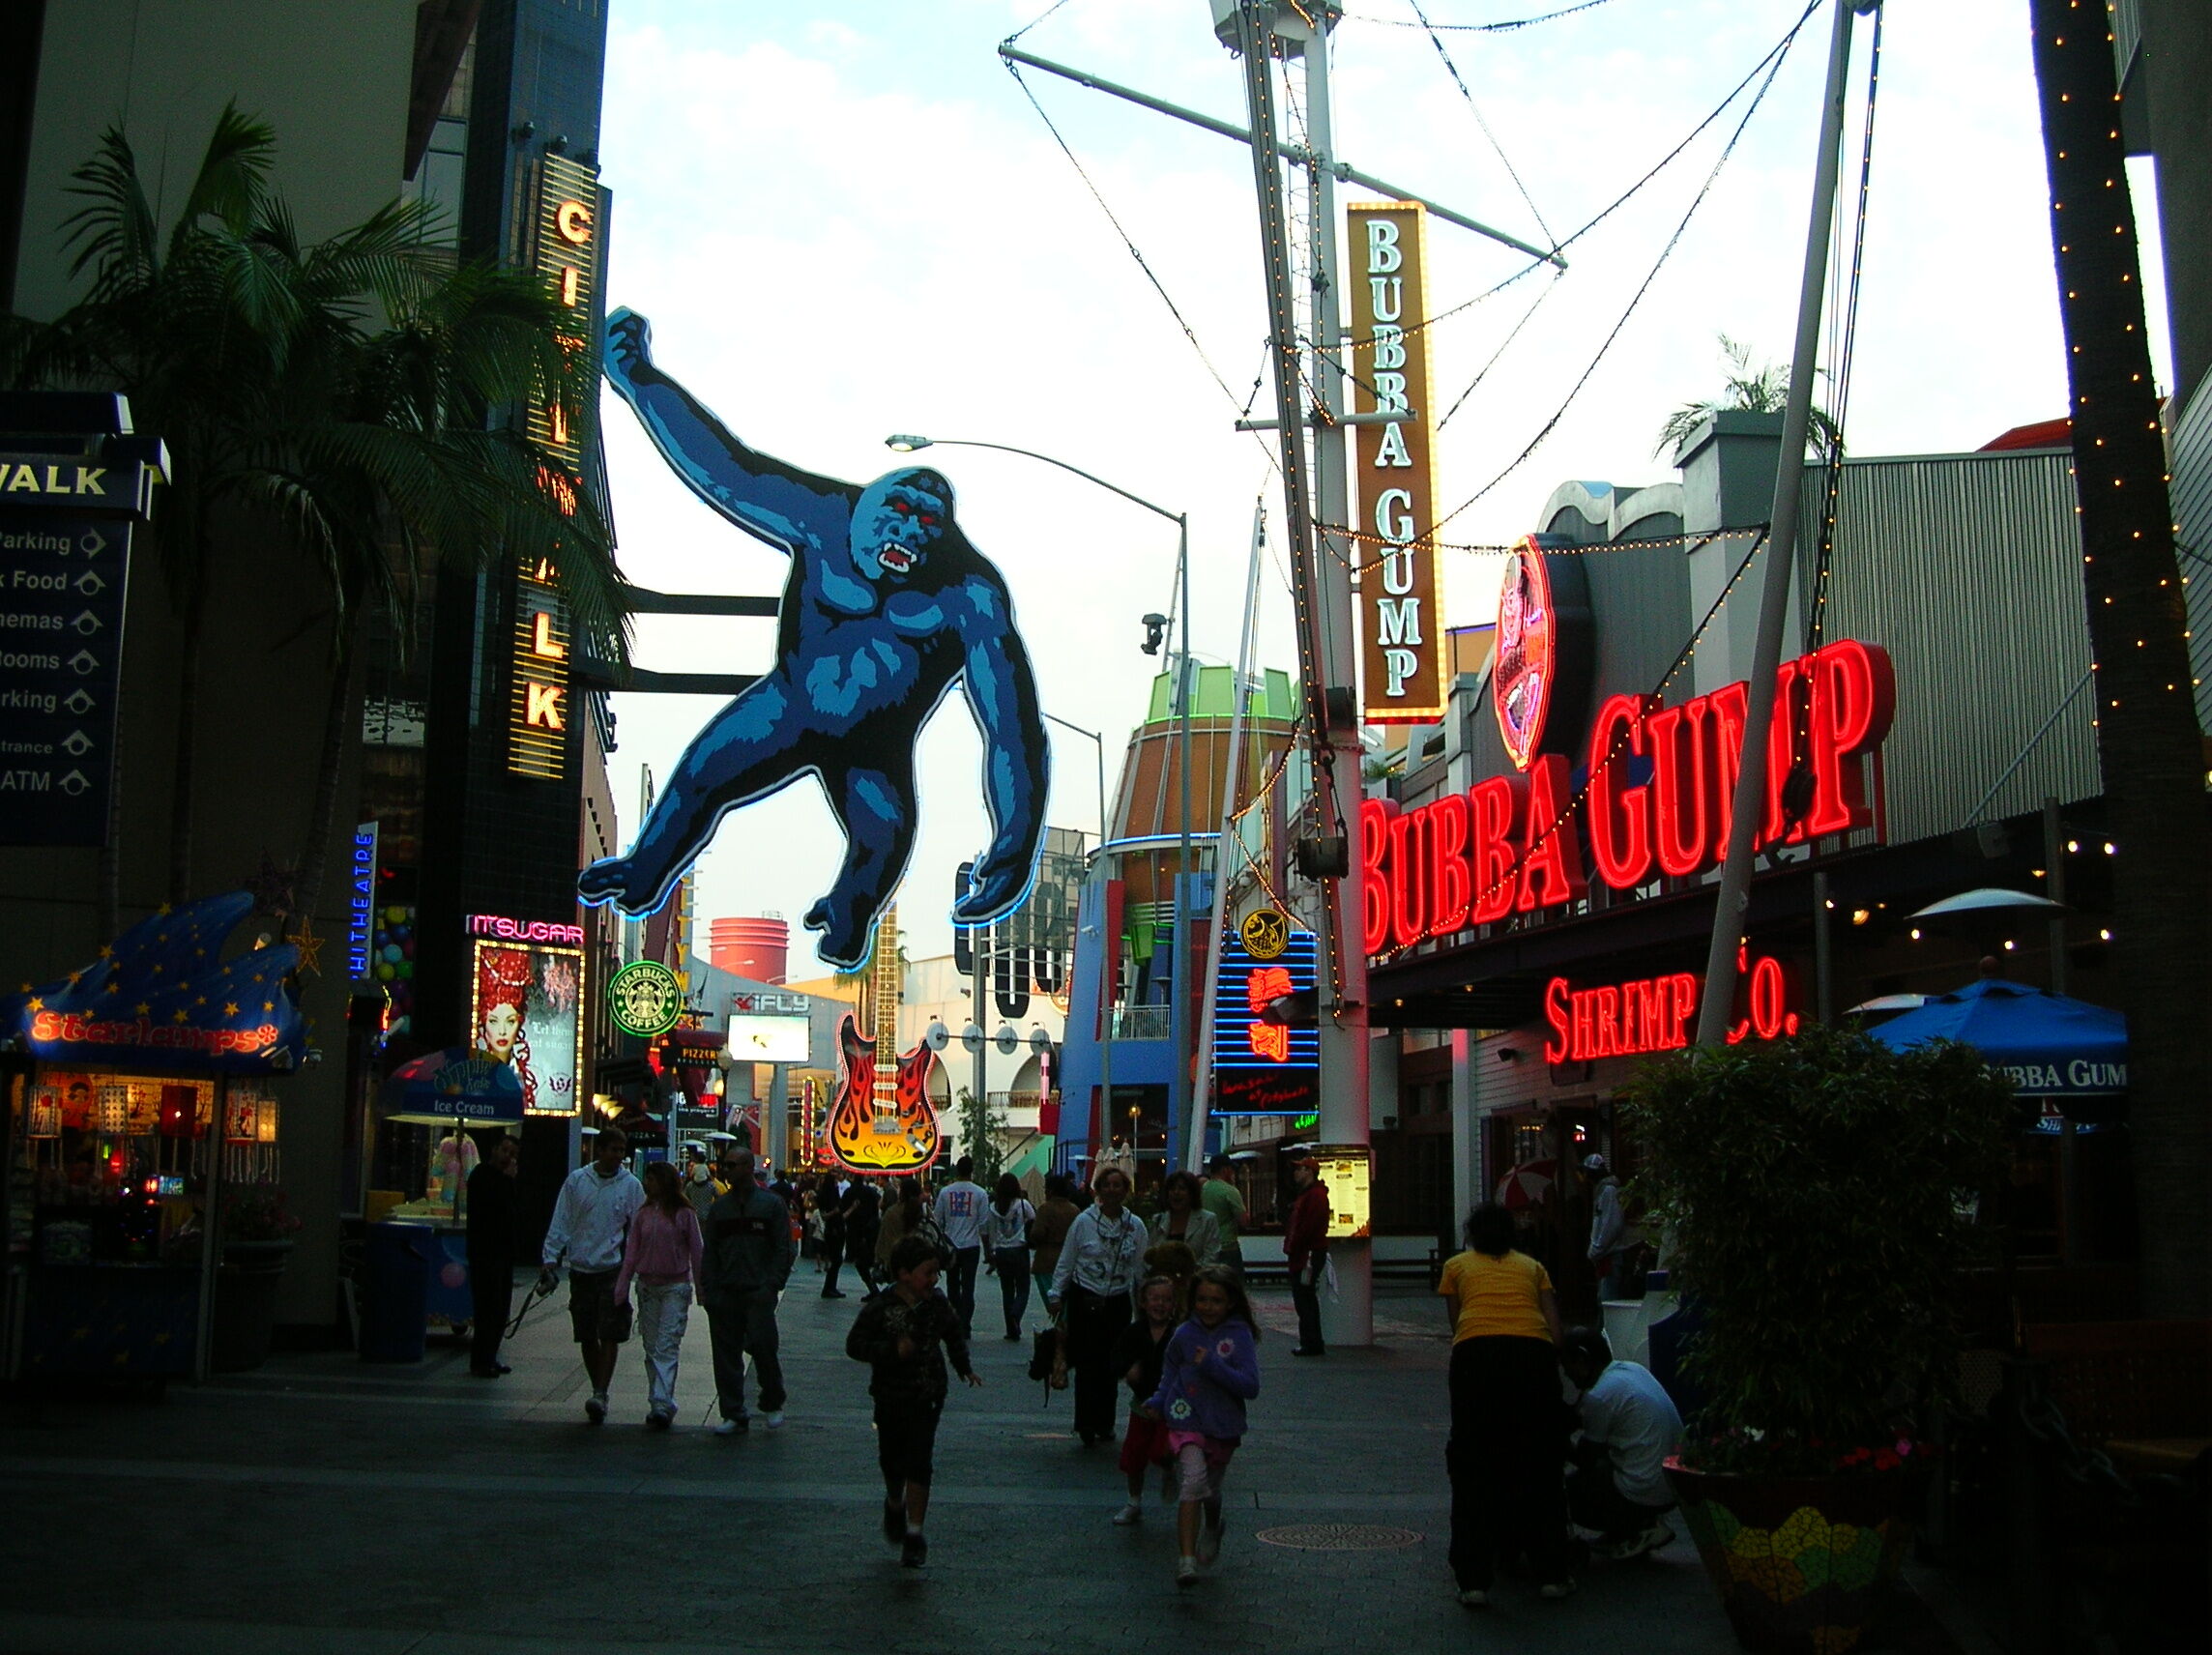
[1144,1263,1262,1587]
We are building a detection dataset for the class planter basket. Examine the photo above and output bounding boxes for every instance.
[1666,1460,1924,1655]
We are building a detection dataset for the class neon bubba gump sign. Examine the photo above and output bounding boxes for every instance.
[1363,537,1898,955]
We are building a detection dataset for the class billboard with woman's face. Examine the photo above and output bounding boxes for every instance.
[471,941,583,1116]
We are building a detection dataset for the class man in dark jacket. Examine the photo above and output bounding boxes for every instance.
[1283,1152,1331,1357]
[701,1148,796,1434]
[465,1135,521,1378]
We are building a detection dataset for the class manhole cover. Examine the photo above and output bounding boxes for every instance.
[1255,1523,1422,1552]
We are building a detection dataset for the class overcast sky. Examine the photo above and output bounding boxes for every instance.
[593,0,2172,972]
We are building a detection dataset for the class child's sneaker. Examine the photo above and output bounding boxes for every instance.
[900,1532,928,1569]
[1176,1555,1200,1587]
[1112,1501,1143,1525]
[1596,1520,1674,1560]
[584,1392,607,1424]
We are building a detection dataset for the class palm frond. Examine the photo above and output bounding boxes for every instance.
[176,102,277,238]
[60,128,160,292]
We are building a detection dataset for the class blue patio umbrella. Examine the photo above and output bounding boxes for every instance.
[1869,975,2127,1118]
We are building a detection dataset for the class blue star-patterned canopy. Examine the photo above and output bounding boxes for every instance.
[0,891,309,1075]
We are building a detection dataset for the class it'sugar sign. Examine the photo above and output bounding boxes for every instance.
[1349,202,1444,724]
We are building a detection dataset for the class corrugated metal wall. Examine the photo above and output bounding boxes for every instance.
[1803,450,2102,839]
[2168,382,2212,732]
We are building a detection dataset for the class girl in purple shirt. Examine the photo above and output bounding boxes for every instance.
[1145,1264,1263,1586]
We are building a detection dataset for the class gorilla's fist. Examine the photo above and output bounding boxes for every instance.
[604,307,656,392]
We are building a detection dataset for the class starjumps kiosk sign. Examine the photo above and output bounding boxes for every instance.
[1362,535,1897,954]
[1349,201,1444,724]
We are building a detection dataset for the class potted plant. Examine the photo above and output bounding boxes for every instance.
[213,1184,304,1372]
[1618,1023,2010,1655]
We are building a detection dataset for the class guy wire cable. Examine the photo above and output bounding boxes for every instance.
[1426,0,1817,540]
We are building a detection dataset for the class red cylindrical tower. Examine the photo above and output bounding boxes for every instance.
[709,915,788,984]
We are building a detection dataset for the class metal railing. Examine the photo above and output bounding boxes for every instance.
[1109,1005,1171,1041]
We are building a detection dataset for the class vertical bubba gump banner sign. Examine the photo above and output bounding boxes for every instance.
[1348,201,1444,723]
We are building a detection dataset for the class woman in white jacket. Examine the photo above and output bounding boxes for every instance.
[1047,1168,1149,1446]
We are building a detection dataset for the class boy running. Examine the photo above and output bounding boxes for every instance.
[844,1234,983,1568]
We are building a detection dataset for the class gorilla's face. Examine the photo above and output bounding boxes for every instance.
[852,469,954,583]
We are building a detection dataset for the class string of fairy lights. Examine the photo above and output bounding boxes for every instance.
[2034,0,2197,732]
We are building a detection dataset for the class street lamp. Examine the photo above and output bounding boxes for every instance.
[1041,712,1109,855]
[884,433,1199,1180]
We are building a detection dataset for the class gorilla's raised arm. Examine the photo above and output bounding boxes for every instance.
[954,583,1050,925]
[603,308,855,556]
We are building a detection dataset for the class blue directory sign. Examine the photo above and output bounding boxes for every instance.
[0,512,132,846]
[1211,923,1320,1115]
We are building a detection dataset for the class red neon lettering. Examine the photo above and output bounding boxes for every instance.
[1389,805,1430,949]
[1469,774,1525,924]
[1586,693,1654,889]
[1245,966,1293,1017]
[1594,985,1621,1058]
[1426,792,1472,937]
[1671,973,1699,1044]
[1649,696,1716,879]
[1360,798,1394,956]
[1515,754,1587,912]
[1543,975,1572,1062]
[1706,668,1800,852]
[1543,971,1705,1062]
[1363,640,1896,957]
[1803,639,1896,836]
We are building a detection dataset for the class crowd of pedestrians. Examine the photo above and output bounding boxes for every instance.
[510,1139,1677,1598]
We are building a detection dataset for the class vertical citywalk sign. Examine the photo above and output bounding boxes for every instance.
[1348,201,1444,724]
[509,153,602,780]
[0,441,161,845]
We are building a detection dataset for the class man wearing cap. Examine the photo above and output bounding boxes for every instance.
[1283,1153,1331,1356]
[1585,1154,1628,1301]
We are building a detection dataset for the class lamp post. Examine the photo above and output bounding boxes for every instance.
[1041,712,1109,854]
[884,434,1197,1178]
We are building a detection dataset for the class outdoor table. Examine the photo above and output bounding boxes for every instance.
[2103,1437,2210,1474]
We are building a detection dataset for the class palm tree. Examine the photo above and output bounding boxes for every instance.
[1653,334,1843,460]
[2028,3,2209,1318]
[2,106,627,925]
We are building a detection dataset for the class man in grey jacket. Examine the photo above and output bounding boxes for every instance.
[701,1148,796,1435]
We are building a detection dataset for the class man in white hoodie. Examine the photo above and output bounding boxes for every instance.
[540,1126,646,1423]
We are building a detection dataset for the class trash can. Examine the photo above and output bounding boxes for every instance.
[361,1222,429,1363]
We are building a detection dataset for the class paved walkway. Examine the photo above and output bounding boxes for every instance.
[0,1270,1935,1654]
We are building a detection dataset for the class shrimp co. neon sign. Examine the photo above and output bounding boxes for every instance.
[1542,945,1799,1063]
[1362,638,1897,954]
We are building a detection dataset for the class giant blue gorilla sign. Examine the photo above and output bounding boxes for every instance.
[578,309,1050,970]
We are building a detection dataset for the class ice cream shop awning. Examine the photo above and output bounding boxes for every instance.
[0,891,309,1075]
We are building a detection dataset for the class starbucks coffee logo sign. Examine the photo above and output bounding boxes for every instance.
[608,960,684,1038]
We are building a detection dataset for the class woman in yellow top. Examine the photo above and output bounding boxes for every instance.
[1436,1201,1576,1607]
